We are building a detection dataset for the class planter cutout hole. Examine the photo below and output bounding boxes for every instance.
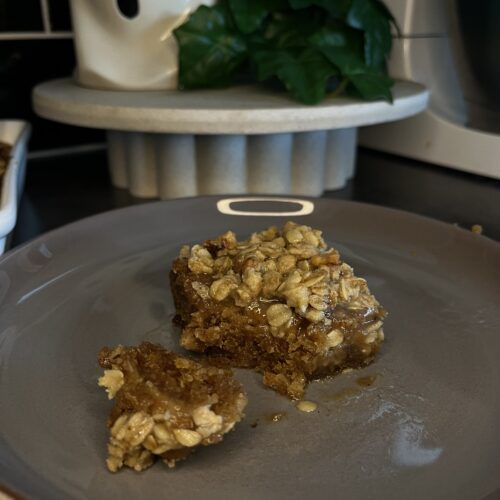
[116,0,139,19]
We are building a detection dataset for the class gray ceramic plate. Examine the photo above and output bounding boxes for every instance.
[1,197,499,500]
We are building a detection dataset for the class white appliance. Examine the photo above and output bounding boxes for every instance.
[360,0,500,180]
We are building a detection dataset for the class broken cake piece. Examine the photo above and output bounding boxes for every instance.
[170,222,386,400]
[98,342,247,472]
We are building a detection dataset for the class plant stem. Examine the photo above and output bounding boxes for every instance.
[330,77,350,98]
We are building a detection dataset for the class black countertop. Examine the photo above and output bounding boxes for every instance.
[12,147,500,248]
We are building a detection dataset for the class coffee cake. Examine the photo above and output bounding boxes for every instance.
[170,222,386,400]
[98,342,247,472]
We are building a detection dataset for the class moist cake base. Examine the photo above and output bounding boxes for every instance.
[98,342,247,472]
[170,223,386,400]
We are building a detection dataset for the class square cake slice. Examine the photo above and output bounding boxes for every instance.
[98,342,247,472]
[170,222,386,400]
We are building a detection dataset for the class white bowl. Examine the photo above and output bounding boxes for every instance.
[0,120,31,254]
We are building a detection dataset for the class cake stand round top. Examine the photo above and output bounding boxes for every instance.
[33,78,428,135]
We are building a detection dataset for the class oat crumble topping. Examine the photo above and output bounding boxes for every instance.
[170,222,386,400]
[98,343,247,472]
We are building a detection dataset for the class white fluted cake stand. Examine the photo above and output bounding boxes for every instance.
[33,78,428,199]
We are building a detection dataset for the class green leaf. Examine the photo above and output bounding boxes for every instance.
[287,0,310,7]
[252,47,338,104]
[228,0,288,34]
[264,10,325,48]
[309,23,394,102]
[174,0,395,104]
[309,24,365,74]
[372,0,401,38]
[346,0,392,68]
[349,72,393,102]
[288,0,352,19]
[372,0,397,24]
[174,5,248,88]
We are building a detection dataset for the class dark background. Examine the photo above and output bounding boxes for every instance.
[0,0,104,152]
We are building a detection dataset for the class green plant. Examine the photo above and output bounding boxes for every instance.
[174,0,396,105]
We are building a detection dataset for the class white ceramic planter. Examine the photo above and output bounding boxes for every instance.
[69,0,215,90]
[0,121,31,254]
